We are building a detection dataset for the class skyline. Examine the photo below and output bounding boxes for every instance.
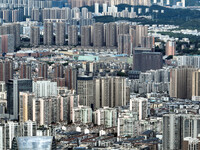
[0,1,200,150]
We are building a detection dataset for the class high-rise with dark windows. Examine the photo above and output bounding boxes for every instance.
[7,79,32,120]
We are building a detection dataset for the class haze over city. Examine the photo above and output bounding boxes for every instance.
[0,0,200,150]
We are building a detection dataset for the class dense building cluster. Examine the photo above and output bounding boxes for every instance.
[0,0,198,150]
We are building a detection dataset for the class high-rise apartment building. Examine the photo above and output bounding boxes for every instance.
[0,59,13,83]
[163,114,200,150]
[19,92,35,122]
[130,25,150,50]
[183,137,200,150]
[0,82,7,115]
[166,40,176,56]
[68,0,111,8]
[11,23,20,48]
[181,0,185,7]
[118,23,129,35]
[77,75,94,107]
[94,77,109,108]
[54,63,64,78]
[77,76,128,109]
[65,66,77,90]
[55,21,65,46]
[133,52,163,72]
[38,62,48,79]
[2,121,20,149]
[37,98,60,125]
[130,97,148,120]
[130,26,137,49]
[72,105,92,124]
[59,93,79,123]
[175,56,200,68]
[0,120,37,149]
[141,36,155,49]
[32,80,57,98]
[95,3,99,14]
[93,23,104,47]
[2,10,12,22]
[170,66,197,99]
[0,125,4,149]
[61,7,71,20]
[0,34,14,53]
[135,25,148,47]
[105,23,117,47]
[118,34,132,55]
[94,107,117,128]
[12,10,19,22]
[31,8,40,21]
[103,3,108,13]
[32,99,40,125]
[54,78,65,87]
[0,23,20,48]
[19,63,31,79]
[81,7,88,19]
[7,79,32,120]
[21,120,37,136]
[117,110,138,137]
[81,26,91,46]
[42,8,50,21]
[192,70,200,97]
[30,26,40,46]
[94,77,128,108]
[68,25,78,46]
[32,97,60,125]
[43,21,53,45]
[71,7,81,19]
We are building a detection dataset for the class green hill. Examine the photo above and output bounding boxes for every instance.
[92,4,200,30]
